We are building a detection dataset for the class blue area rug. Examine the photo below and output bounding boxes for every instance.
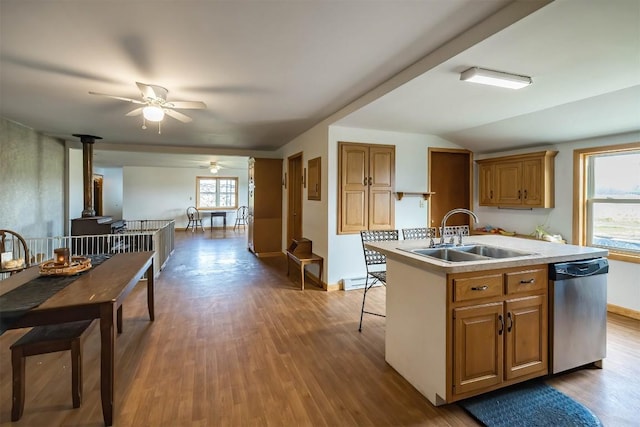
[458,381,603,427]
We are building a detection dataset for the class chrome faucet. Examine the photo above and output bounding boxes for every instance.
[439,208,479,246]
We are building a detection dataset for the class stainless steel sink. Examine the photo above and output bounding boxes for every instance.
[407,248,489,262]
[455,245,534,259]
[402,244,535,263]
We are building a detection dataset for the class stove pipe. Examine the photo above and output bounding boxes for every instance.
[72,134,102,217]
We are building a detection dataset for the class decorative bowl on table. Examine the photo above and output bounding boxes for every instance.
[1,258,25,269]
[39,256,92,276]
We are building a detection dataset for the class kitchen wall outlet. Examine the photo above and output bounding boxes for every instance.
[419,199,424,208]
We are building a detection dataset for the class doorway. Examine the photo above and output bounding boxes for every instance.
[93,174,103,216]
[287,153,303,246]
[428,148,473,229]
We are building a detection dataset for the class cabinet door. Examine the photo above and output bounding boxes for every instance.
[504,295,548,380]
[340,144,369,233]
[368,146,395,230]
[495,161,522,205]
[478,163,495,206]
[522,158,543,207]
[453,303,504,395]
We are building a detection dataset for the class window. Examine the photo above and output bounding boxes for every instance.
[574,143,640,263]
[196,176,238,209]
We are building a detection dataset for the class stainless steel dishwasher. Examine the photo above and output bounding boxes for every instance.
[549,258,609,374]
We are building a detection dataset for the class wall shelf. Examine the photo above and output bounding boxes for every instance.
[394,192,435,201]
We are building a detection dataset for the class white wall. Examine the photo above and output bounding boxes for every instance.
[474,131,640,312]
[99,167,123,219]
[122,166,249,228]
[277,124,329,267]
[67,148,84,229]
[327,126,464,286]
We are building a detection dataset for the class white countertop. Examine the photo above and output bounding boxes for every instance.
[366,234,608,273]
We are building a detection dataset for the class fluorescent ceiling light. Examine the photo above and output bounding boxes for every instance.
[460,67,532,89]
[143,105,165,121]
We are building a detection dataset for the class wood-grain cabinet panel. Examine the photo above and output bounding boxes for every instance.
[477,151,557,208]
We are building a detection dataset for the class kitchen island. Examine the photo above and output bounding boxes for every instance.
[366,235,607,405]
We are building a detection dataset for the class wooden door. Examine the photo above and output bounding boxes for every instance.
[495,161,522,205]
[429,149,472,229]
[453,302,504,395]
[504,295,548,380]
[522,158,543,207]
[247,159,255,249]
[368,145,395,230]
[287,153,303,246]
[478,163,495,206]
[340,143,369,233]
[93,175,103,216]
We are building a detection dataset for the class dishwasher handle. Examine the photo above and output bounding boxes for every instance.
[549,258,609,281]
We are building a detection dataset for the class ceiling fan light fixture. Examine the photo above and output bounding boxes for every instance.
[210,162,220,174]
[460,67,532,89]
[143,105,165,122]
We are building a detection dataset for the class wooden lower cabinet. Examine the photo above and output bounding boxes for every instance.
[449,265,548,400]
[453,302,503,395]
[504,294,547,380]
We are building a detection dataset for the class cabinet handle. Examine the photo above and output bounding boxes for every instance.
[363,178,367,186]
[524,189,528,199]
[490,190,493,199]
[471,285,489,291]
[520,278,535,284]
[368,176,372,185]
[518,190,521,199]
[507,312,513,333]
[498,314,504,335]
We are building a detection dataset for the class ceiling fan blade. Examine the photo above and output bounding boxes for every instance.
[136,82,157,99]
[126,107,143,117]
[88,91,145,104]
[169,101,207,109]
[136,82,169,101]
[165,109,193,123]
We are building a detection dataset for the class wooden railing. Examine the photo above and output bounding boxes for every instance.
[1,220,175,280]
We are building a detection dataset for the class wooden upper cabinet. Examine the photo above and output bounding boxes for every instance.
[478,163,495,206]
[338,142,395,234]
[477,151,557,208]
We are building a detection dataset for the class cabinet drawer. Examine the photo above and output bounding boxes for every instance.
[505,268,547,295]
[454,274,503,302]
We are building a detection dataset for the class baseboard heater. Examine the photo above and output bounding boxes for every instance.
[342,276,381,291]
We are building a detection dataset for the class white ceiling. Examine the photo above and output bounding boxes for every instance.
[1,0,639,169]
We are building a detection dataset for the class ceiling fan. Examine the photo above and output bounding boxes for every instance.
[89,82,206,133]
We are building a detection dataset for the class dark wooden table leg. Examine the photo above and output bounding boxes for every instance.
[147,262,155,321]
[117,305,123,334]
[100,303,116,426]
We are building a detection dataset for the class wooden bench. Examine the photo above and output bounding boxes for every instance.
[10,320,96,421]
[286,238,323,290]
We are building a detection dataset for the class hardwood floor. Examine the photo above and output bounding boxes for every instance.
[1,231,638,426]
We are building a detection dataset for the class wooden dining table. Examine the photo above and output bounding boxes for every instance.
[0,251,155,426]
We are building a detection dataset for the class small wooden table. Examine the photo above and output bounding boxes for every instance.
[0,252,155,426]
[286,238,323,290]
[208,211,227,230]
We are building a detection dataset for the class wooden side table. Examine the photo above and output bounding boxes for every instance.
[286,251,323,290]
